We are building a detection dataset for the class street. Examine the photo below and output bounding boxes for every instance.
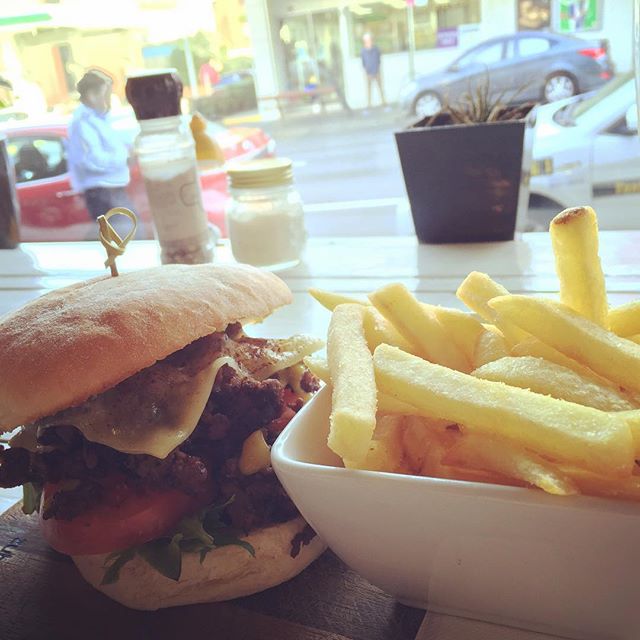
[260,106,416,236]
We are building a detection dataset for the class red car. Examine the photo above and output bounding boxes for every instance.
[4,114,274,241]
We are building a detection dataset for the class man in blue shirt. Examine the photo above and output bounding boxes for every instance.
[360,33,386,109]
[67,70,132,222]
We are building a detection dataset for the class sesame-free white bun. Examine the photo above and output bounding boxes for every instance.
[0,264,291,431]
[72,517,326,610]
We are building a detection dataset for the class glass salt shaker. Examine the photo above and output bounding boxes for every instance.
[126,70,214,264]
[226,158,306,270]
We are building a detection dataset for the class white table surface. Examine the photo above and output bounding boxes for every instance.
[0,233,638,639]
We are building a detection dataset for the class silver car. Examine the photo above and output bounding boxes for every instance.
[399,32,614,118]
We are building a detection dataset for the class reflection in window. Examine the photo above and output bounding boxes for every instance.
[8,137,67,183]
[348,0,480,55]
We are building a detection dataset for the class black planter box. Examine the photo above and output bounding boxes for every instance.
[395,110,533,244]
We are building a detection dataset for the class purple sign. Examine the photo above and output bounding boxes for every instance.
[436,27,458,48]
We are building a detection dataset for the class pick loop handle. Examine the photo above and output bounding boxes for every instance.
[97,208,138,277]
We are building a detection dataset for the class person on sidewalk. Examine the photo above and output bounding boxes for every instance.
[198,57,220,96]
[67,70,133,224]
[360,33,386,109]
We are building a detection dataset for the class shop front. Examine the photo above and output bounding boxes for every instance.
[246,0,511,111]
[245,0,632,113]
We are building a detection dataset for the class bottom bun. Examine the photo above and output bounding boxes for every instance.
[73,517,326,610]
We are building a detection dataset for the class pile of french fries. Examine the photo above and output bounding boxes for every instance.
[305,206,640,501]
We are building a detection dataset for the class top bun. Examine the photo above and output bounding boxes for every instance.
[0,264,291,431]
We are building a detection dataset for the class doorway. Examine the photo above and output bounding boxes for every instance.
[279,10,342,92]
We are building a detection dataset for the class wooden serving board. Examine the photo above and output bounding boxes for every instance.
[0,504,424,640]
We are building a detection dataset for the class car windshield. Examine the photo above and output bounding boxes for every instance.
[557,70,635,124]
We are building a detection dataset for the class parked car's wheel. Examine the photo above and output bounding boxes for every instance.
[414,91,443,118]
[543,72,577,103]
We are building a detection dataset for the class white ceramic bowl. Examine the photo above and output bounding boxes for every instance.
[272,386,640,640]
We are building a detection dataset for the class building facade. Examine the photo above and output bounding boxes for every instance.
[0,0,217,113]
[245,0,633,111]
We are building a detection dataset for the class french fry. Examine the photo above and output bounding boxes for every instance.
[378,393,421,416]
[327,304,377,464]
[355,414,406,473]
[361,307,416,354]
[427,305,485,364]
[473,356,638,412]
[456,271,528,346]
[309,288,364,310]
[401,415,458,473]
[620,410,640,458]
[511,335,604,382]
[550,206,608,327]
[489,295,640,393]
[431,465,521,487]
[560,467,640,502]
[373,344,635,476]
[443,433,579,496]
[473,328,510,368]
[303,355,421,415]
[309,288,416,354]
[369,283,469,372]
[608,301,640,337]
[311,287,484,359]
[629,334,640,345]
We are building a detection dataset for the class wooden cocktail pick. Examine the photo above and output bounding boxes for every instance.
[97,207,138,277]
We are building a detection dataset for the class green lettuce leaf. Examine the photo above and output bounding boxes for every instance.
[101,497,255,585]
[137,534,183,582]
[101,547,136,586]
[22,482,43,515]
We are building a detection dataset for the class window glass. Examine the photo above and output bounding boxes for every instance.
[349,0,480,54]
[1,0,636,242]
[349,3,408,55]
[8,136,67,183]
[456,41,504,69]
[517,36,551,57]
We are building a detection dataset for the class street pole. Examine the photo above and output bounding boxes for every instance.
[407,3,416,81]
[183,36,200,99]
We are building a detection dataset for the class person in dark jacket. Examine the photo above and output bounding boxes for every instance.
[360,33,386,108]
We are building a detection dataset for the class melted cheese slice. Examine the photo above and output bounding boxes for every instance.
[231,335,325,380]
[32,356,231,459]
[16,334,323,460]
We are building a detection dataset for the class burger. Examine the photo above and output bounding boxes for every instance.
[0,263,326,610]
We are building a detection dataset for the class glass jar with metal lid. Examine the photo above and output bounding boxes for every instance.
[126,69,214,265]
[226,158,306,270]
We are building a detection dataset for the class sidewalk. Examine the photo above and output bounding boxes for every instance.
[222,102,413,136]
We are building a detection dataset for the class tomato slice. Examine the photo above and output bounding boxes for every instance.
[40,479,210,556]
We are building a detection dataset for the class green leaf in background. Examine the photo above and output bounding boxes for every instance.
[21,482,42,515]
